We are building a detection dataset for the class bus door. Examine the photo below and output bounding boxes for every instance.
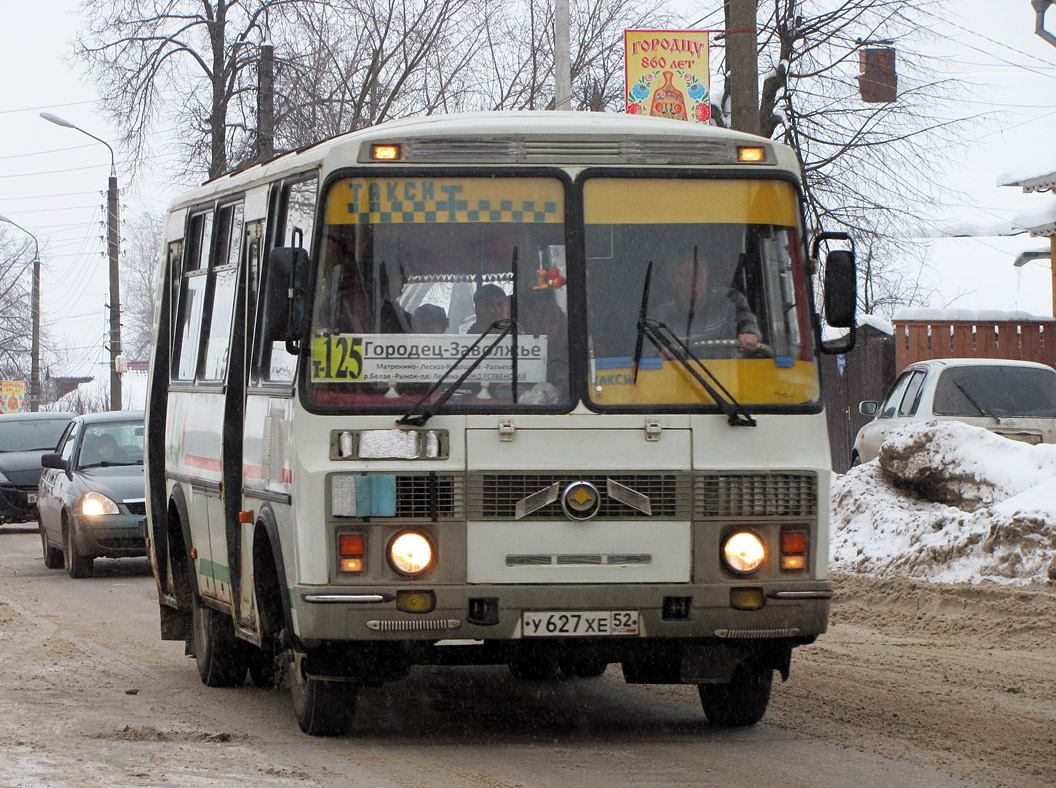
[241,176,317,626]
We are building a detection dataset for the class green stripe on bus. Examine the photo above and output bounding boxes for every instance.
[288,588,296,610]
[198,558,231,585]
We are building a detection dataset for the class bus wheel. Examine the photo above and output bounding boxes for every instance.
[289,649,357,736]
[247,639,278,688]
[699,665,773,727]
[192,596,248,687]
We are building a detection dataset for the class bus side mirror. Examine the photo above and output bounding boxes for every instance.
[265,247,311,355]
[824,249,857,328]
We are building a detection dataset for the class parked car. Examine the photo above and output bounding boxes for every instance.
[37,410,146,578]
[851,358,1056,465]
[0,411,76,524]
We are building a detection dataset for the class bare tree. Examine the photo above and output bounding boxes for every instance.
[77,0,300,179]
[0,232,35,383]
[478,0,674,111]
[268,0,485,150]
[121,212,165,362]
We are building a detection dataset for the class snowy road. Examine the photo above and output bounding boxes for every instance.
[1,526,1050,788]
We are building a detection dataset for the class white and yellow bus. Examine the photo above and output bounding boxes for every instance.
[145,111,857,735]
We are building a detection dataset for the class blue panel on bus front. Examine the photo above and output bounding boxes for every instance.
[356,474,397,517]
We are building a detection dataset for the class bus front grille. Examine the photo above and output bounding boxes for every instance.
[695,472,817,519]
[468,473,688,520]
[394,474,464,520]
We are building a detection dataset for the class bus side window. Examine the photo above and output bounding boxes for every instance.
[172,209,213,381]
[200,201,244,381]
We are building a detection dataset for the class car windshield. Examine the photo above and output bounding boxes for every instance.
[933,366,1056,418]
[77,422,145,468]
[307,175,569,412]
[0,419,70,452]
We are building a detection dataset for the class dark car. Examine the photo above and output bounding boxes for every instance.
[38,410,146,578]
[0,411,76,524]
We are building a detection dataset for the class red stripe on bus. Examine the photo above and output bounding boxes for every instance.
[184,453,223,472]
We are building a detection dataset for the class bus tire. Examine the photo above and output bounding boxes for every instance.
[192,596,248,687]
[247,639,278,688]
[699,665,773,727]
[289,649,357,736]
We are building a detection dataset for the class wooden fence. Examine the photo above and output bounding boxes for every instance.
[893,319,1056,370]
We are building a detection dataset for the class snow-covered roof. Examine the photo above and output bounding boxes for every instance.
[892,307,1055,322]
[49,369,148,413]
[999,169,1056,193]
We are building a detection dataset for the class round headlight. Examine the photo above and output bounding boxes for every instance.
[388,532,434,576]
[723,531,766,574]
[82,492,120,517]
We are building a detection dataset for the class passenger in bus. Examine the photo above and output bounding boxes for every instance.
[655,250,759,354]
[522,287,568,390]
[413,303,449,334]
[468,284,510,333]
[379,264,412,334]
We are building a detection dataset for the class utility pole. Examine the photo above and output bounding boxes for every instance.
[258,43,275,161]
[727,0,760,135]
[42,113,123,410]
[554,0,572,110]
[107,173,122,410]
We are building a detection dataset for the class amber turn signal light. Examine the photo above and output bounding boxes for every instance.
[781,530,808,571]
[339,533,366,573]
[371,144,402,160]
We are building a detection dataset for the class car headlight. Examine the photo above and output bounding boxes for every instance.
[722,531,766,575]
[81,492,120,516]
[388,531,434,576]
[0,471,10,483]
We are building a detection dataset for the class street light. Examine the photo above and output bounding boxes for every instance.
[1013,249,1051,268]
[40,112,123,411]
[0,215,40,412]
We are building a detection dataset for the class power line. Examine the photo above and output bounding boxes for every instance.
[0,99,97,116]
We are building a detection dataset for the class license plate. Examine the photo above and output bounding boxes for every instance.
[27,493,37,504]
[522,610,639,637]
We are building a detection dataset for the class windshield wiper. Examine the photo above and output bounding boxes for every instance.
[637,318,757,427]
[951,379,997,420]
[630,259,754,427]
[631,261,654,384]
[397,318,516,428]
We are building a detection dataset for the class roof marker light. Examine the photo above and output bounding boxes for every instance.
[371,144,402,161]
[737,146,766,163]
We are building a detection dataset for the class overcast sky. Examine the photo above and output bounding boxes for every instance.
[1,0,1055,370]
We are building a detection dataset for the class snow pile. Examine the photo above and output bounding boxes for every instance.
[831,420,1056,585]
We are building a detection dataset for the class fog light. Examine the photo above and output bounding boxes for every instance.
[722,531,766,575]
[396,590,436,613]
[730,587,765,610]
[389,531,434,576]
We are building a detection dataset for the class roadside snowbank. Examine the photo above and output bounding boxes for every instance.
[831,420,1056,585]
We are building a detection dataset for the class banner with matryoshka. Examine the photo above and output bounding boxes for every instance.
[624,30,711,123]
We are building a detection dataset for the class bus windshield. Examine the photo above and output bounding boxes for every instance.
[584,177,818,408]
[308,175,569,411]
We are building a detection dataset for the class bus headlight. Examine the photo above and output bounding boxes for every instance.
[82,492,120,517]
[388,531,434,576]
[722,531,766,575]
